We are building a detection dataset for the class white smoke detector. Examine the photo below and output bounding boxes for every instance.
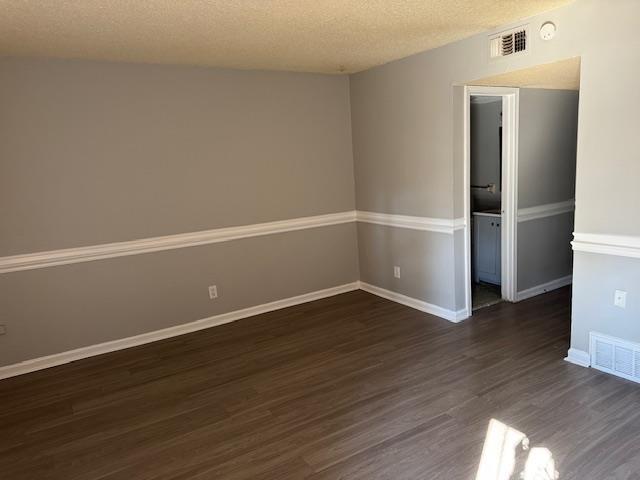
[539,22,556,41]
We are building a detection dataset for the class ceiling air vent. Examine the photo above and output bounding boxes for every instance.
[489,26,528,59]
[590,332,640,384]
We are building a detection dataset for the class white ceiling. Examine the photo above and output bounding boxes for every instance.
[0,1,575,74]
[472,57,581,90]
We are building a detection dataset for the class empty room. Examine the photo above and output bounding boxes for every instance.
[1,1,639,478]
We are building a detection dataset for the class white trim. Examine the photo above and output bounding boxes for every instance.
[0,280,476,380]
[463,86,520,314]
[516,275,572,302]
[1,210,474,274]
[0,282,360,380]
[356,211,465,234]
[572,232,640,259]
[472,198,576,227]
[0,211,356,274]
[454,307,470,322]
[463,87,473,317]
[500,88,519,304]
[518,199,575,222]
[453,217,466,231]
[564,348,590,368]
[359,281,465,323]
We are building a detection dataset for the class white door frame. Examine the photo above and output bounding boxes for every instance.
[463,85,519,315]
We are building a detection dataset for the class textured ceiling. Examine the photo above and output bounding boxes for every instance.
[0,1,574,74]
[472,57,581,90]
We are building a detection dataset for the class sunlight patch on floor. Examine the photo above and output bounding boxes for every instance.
[476,419,558,480]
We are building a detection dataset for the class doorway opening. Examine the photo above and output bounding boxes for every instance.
[462,58,580,317]
[470,95,503,310]
[463,86,519,314]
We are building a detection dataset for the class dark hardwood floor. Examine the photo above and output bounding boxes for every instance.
[1,287,639,479]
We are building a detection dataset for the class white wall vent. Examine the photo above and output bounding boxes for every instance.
[489,26,529,59]
[590,332,640,384]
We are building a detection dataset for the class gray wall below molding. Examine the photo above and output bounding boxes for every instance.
[518,89,578,209]
[357,223,455,311]
[571,252,640,352]
[471,98,502,212]
[518,213,574,291]
[0,58,355,256]
[0,223,359,366]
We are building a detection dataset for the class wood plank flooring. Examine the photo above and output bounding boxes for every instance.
[1,287,639,479]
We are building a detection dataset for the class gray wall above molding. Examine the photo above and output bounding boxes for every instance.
[0,58,355,256]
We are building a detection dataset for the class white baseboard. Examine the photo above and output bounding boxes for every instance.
[564,347,590,368]
[454,308,470,322]
[359,281,465,323]
[0,282,360,380]
[0,280,471,381]
[516,275,572,302]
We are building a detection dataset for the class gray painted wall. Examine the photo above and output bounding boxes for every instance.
[453,229,466,311]
[518,89,578,210]
[569,1,640,352]
[571,253,640,352]
[2,0,639,367]
[357,223,455,311]
[0,224,359,365]
[0,58,358,367]
[0,58,355,255]
[517,88,578,291]
[350,57,454,220]
[471,99,502,212]
[351,0,640,355]
[518,213,574,291]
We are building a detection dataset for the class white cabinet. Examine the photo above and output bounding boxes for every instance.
[473,213,501,285]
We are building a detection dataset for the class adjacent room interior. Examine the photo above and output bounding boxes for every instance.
[1,1,639,479]
[468,58,579,312]
[470,94,504,310]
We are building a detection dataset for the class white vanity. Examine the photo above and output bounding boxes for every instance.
[472,211,501,285]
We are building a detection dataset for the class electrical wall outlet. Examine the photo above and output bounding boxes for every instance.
[208,285,218,300]
[0,325,6,335]
[614,290,627,309]
[393,266,401,279]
